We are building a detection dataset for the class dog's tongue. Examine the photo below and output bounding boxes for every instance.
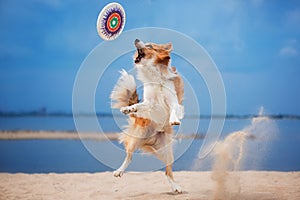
[135,49,144,63]
[134,58,140,63]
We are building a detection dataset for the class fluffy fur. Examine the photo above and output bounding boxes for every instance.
[110,39,184,193]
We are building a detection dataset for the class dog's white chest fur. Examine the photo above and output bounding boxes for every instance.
[136,61,177,103]
[133,60,183,126]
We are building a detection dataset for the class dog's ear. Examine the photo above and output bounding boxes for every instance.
[156,54,171,66]
[163,43,173,52]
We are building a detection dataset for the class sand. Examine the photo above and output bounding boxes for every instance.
[0,131,202,141]
[0,171,299,200]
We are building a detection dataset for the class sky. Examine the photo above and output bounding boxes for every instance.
[0,0,300,115]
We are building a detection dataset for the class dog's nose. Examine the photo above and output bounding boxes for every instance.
[135,39,145,49]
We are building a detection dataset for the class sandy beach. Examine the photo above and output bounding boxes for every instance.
[0,131,202,141]
[1,171,299,200]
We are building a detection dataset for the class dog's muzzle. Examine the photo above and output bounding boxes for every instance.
[135,48,145,63]
[134,39,146,63]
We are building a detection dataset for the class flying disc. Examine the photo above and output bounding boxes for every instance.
[97,2,126,41]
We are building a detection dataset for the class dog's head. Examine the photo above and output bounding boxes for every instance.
[134,39,172,66]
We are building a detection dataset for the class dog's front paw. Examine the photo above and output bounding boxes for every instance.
[170,109,181,126]
[120,107,129,114]
[120,106,137,115]
[113,170,124,177]
[170,121,181,126]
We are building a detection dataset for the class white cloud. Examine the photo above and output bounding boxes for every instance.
[279,46,298,57]
[279,38,299,57]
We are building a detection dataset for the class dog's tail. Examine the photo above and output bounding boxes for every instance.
[110,69,139,108]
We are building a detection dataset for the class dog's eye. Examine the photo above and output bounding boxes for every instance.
[145,44,153,49]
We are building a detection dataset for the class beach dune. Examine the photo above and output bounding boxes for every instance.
[1,171,299,200]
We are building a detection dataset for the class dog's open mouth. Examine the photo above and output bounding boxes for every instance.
[135,48,145,63]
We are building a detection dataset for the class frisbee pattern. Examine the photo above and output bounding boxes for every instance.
[97,3,126,41]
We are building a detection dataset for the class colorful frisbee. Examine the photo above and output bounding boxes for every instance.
[97,2,126,41]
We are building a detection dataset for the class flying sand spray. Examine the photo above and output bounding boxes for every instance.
[193,107,278,199]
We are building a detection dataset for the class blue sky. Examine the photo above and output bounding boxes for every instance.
[0,0,299,115]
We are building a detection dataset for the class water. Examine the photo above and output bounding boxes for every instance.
[0,116,299,173]
[0,140,111,173]
[0,115,122,132]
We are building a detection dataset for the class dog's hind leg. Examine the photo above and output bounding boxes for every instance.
[155,141,182,193]
[113,138,139,177]
[165,154,182,193]
[113,152,132,177]
[165,164,182,193]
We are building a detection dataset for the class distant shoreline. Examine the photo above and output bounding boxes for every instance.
[1,111,300,120]
[0,131,204,141]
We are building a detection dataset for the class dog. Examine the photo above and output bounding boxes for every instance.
[110,39,184,193]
